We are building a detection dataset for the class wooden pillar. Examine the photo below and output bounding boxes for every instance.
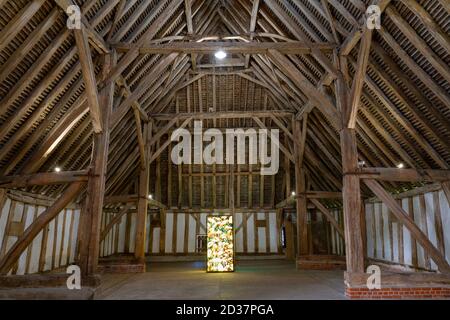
[135,121,152,262]
[285,214,295,260]
[77,53,115,275]
[338,66,365,272]
[293,119,308,256]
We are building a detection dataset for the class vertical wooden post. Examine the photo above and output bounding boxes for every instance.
[77,52,115,275]
[285,214,295,260]
[293,119,308,256]
[135,121,152,263]
[337,67,365,273]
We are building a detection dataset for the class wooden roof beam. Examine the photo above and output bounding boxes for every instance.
[74,25,103,133]
[264,0,338,79]
[346,28,373,128]
[339,0,393,55]
[107,0,184,84]
[356,168,450,182]
[113,41,337,54]
[150,110,294,121]
[245,0,260,68]
[0,170,89,188]
[267,49,341,131]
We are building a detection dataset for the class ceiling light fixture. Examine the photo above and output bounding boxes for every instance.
[54,167,61,172]
[397,163,404,169]
[214,50,227,60]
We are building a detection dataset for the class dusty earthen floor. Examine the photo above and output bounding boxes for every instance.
[96,259,347,300]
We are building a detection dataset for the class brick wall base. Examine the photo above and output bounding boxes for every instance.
[297,255,346,270]
[346,287,450,299]
[97,263,146,273]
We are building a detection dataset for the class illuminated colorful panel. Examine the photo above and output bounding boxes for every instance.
[207,215,234,272]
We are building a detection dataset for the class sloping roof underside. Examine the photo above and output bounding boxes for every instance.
[0,0,449,202]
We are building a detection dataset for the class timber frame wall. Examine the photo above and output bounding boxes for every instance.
[0,0,449,299]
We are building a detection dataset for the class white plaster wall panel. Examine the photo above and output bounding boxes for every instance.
[331,222,336,255]
[200,213,206,233]
[374,203,383,259]
[392,222,399,263]
[109,215,115,256]
[5,202,23,253]
[164,213,173,253]
[257,212,266,253]
[29,206,46,274]
[145,214,151,254]
[17,205,35,275]
[188,214,196,253]
[54,211,65,268]
[382,204,391,261]
[61,210,72,265]
[104,213,109,256]
[335,210,344,255]
[246,213,255,253]
[69,209,80,263]
[0,198,11,252]
[117,214,126,253]
[258,228,266,253]
[129,212,136,253]
[44,220,55,271]
[12,202,24,222]
[412,196,426,268]
[401,198,412,265]
[110,220,116,256]
[104,214,111,256]
[152,227,160,253]
[269,212,278,253]
[424,193,438,270]
[17,250,27,275]
[176,214,185,253]
[235,212,243,253]
[439,191,450,263]
[365,204,374,258]
[99,214,105,257]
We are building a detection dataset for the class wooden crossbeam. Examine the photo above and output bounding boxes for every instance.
[100,203,133,241]
[104,194,138,204]
[0,170,88,188]
[268,114,293,141]
[356,168,450,182]
[107,0,184,82]
[0,181,84,274]
[150,110,293,121]
[111,53,179,125]
[364,178,450,274]
[310,198,344,238]
[150,118,192,163]
[113,41,337,54]
[252,117,294,163]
